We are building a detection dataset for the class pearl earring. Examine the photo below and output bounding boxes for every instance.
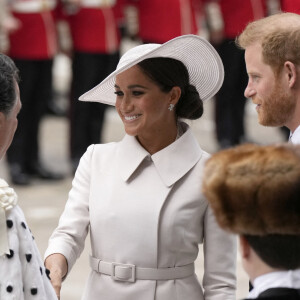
[168,104,175,111]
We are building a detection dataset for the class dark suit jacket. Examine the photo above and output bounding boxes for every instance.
[244,288,300,299]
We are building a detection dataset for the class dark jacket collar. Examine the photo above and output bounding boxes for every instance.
[244,288,300,299]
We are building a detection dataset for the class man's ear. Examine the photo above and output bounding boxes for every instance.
[169,86,181,105]
[239,235,251,259]
[283,61,297,88]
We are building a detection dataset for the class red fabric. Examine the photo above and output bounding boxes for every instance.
[67,7,120,53]
[219,0,266,38]
[8,11,56,59]
[113,0,125,22]
[281,0,300,14]
[134,0,199,43]
[53,1,68,21]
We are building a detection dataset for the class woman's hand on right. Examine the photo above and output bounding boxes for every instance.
[44,253,68,299]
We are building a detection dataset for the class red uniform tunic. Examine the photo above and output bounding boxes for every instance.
[281,0,300,14]
[203,0,267,148]
[66,0,120,54]
[131,0,200,43]
[8,0,57,59]
[112,0,125,24]
[218,0,265,38]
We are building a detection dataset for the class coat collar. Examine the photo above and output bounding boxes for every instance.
[117,122,203,187]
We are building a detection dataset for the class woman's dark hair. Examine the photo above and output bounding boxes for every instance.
[0,53,19,116]
[137,57,203,120]
[245,234,300,270]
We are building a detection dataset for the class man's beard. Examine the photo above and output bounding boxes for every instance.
[255,80,296,127]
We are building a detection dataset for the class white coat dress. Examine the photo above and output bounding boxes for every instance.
[45,122,237,300]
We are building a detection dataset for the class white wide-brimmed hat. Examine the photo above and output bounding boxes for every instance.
[79,35,224,106]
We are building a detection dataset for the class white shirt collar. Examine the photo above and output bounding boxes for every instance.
[248,269,300,298]
[290,125,300,144]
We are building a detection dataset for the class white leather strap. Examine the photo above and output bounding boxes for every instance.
[11,0,56,13]
[89,255,194,282]
[81,0,115,8]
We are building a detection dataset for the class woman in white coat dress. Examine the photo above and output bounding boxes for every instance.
[45,35,237,300]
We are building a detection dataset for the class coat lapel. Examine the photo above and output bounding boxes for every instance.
[117,122,203,187]
[117,134,150,182]
[152,125,202,187]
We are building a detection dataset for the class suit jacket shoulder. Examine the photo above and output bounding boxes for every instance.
[244,287,300,299]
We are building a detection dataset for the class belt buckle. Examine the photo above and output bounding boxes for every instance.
[111,262,136,283]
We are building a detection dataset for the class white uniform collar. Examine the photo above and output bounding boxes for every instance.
[117,122,203,187]
[248,269,300,298]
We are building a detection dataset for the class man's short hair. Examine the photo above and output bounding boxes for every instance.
[245,234,300,270]
[0,53,19,116]
[202,143,300,269]
[236,12,300,73]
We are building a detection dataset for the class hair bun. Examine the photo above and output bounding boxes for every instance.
[176,84,203,120]
[185,84,198,95]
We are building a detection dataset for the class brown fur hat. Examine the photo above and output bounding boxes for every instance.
[202,143,300,235]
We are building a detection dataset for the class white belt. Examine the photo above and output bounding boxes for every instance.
[11,0,56,13]
[89,255,195,282]
[81,0,115,8]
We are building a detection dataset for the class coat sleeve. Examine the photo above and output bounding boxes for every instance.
[202,204,237,299]
[44,145,94,275]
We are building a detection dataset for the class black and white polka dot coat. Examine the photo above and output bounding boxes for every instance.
[0,205,57,299]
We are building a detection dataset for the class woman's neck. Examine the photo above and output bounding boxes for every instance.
[137,123,178,155]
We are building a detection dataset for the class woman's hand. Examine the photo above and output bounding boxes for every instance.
[44,253,68,299]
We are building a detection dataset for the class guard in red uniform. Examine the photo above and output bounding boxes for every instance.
[281,0,300,14]
[61,0,121,173]
[1,0,64,185]
[127,0,201,43]
[205,0,266,149]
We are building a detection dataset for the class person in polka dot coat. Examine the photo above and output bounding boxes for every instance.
[0,53,57,299]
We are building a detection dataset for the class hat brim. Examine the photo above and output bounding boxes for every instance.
[79,35,224,106]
